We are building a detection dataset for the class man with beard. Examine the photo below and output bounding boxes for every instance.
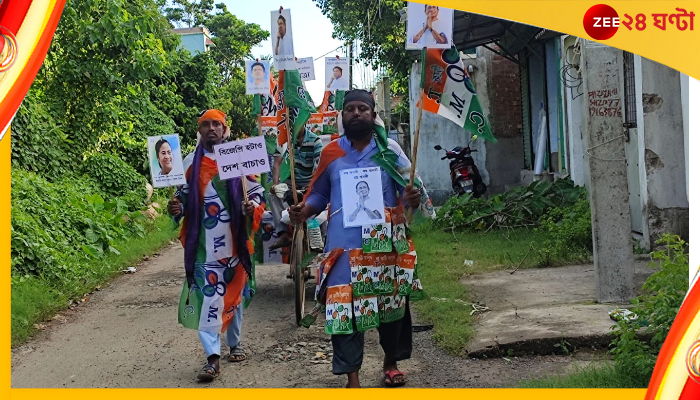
[289,90,422,388]
[168,109,265,382]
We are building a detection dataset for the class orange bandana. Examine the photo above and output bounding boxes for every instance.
[197,109,227,126]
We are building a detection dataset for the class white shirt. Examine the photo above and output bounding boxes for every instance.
[412,22,447,46]
[327,78,346,91]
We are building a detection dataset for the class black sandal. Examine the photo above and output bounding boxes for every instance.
[197,362,219,381]
[229,345,247,362]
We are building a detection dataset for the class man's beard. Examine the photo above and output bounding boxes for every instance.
[204,136,221,149]
[343,119,374,141]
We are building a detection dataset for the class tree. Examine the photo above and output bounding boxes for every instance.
[313,0,412,124]
[39,0,179,170]
[205,3,269,85]
[163,1,269,138]
[163,0,214,28]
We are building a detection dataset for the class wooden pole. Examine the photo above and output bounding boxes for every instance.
[409,95,424,187]
[406,95,424,224]
[407,52,426,223]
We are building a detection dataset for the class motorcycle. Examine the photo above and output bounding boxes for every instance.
[434,141,487,198]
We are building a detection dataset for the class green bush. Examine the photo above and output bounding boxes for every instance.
[10,89,74,181]
[435,178,587,231]
[11,169,147,284]
[610,234,689,387]
[536,198,593,265]
[81,153,148,210]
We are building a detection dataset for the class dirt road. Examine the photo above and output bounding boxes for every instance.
[11,242,599,388]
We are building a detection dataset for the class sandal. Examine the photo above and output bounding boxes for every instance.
[196,362,219,382]
[383,369,406,387]
[228,345,247,362]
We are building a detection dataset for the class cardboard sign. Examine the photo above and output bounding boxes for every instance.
[325,57,349,91]
[213,136,270,180]
[147,134,186,188]
[406,2,453,50]
[340,167,385,228]
[245,60,271,95]
[296,57,315,81]
[271,9,295,70]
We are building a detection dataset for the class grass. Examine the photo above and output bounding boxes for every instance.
[519,363,645,388]
[410,221,555,354]
[11,215,179,346]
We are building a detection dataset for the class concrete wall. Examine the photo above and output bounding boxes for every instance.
[681,73,689,201]
[409,58,489,205]
[640,59,689,242]
[562,36,589,187]
[180,33,206,55]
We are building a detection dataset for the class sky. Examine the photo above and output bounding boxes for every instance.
[222,0,358,105]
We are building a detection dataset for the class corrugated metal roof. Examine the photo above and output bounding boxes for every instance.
[452,11,563,59]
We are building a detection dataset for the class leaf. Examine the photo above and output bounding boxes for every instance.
[85,229,99,243]
[81,244,103,259]
[109,246,121,255]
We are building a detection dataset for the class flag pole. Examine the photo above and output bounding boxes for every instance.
[407,54,425,223]
[283,73,300,206]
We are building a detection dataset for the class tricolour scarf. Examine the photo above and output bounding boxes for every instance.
[183,145,252,278]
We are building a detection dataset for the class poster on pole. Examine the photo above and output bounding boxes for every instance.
[271,8,295,70]
[147,134,186,188]
[306,113,324,135]
[296,57,315,81]
[325,57,350,91]
[260,115,279,154]
[340,167,385,228]
[214,136,271,180]
[245,60,271,95]
[406,2,453,50]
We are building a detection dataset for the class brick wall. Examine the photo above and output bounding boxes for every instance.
[486,47,523,139]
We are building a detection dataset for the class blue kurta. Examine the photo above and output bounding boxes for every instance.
[305,136,412,288]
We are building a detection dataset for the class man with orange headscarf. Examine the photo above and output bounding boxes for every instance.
[168,109,265,382]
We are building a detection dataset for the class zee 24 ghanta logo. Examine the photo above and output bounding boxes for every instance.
[583,4,695,40]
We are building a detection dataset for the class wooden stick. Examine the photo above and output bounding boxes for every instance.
[409,95,424,186]
[406,94,424,224]
[241,176,249,204]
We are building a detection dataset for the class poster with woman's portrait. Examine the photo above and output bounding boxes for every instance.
[245,60,271,95]
[325,57,350,92]
[340,167,385,228]
[271,8,295,70]
[148,135,186,188]
[406,2,453,50]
